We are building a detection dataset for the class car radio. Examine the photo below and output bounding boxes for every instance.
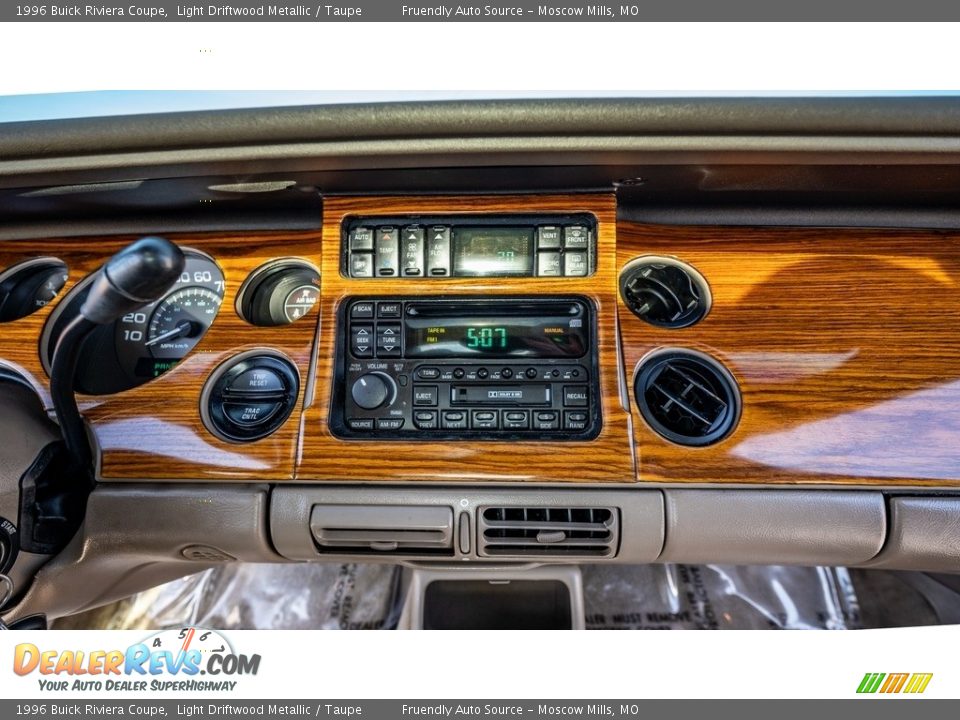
[330,297,600,440]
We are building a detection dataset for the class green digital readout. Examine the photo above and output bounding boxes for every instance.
[465,326,507,349]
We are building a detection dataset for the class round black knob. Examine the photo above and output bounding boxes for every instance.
[351,373,396,410]
[238,261,320,327]
[620,257,711,329]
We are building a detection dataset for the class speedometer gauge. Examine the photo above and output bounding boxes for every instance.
[114,251,226,382]
[41,248,226,395]
[146,286,222,359]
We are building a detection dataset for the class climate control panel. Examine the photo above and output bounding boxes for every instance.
[329,297,601,440]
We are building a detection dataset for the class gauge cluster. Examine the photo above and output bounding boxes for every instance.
[41,250,227,395]
[113,253,226,382]
[35,248,321,398]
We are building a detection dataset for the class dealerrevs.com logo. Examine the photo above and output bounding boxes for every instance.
[13,627,261,692]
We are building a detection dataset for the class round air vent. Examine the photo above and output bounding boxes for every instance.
[634,349,740,446]
[619,256,710,328]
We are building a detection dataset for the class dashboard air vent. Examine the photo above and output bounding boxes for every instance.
[635,349,740,447]
[310,505,454,556]
[478,507,618,558]
[620,256,711,328]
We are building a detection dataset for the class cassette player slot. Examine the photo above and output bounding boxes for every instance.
[451,384,551,406]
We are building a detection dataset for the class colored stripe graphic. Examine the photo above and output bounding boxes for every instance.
[881,673,909,693]
[904,674,934,694]
[857,672,932,694]
[857,673,886,693]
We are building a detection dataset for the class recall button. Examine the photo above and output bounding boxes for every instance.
[563,386,589,407]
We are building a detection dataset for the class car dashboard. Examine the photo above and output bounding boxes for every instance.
[1,97,959,624]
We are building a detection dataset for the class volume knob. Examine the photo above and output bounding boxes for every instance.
[351,373,396,410]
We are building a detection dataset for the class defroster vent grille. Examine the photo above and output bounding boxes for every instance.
[478,507,618,558]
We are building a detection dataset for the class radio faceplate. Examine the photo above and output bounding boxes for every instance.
[330,297,601,440]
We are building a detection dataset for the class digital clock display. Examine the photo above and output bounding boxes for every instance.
[452,227,534,277]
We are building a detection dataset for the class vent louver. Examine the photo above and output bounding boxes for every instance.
[619,257,711,329]
[635,350,740,447]
[310,505,454,556]
[478,507,618,558]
